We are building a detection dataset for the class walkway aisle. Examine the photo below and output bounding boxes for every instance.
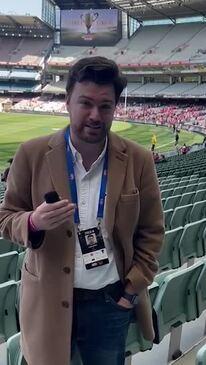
[132,312,206,365]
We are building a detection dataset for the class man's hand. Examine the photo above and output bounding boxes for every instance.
[117,296,134,309]
[31,200,76,231]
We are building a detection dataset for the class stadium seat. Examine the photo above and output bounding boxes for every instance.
[161,189,174,199]
[153,261,204,344]
[7,332,27,365]
[0,237,15,255]
[172,186,186,196]
[190,200,206,223]
[179,218,206,265]
[196,261,206,318]
[164,209,174,230]
[185,184,197,193]
[158,227,183,270]
[164,195,181,210]
[0,237,25,255]
[0,280,19,342]
[178,191,196,206]
[0,252,18,284]
[170,204,193,229]
[194,189,206,203]
[196,343,206,365]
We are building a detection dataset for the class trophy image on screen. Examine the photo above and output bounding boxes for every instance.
[81,12,99,35]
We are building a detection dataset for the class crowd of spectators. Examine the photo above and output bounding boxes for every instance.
[11,97,66,114]
[115,103,206,129]
[7,98,206,132]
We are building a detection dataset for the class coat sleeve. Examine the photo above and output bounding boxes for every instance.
[125,151,164,294]
[0,143,44,249]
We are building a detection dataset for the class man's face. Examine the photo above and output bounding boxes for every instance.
[66,81,116,144]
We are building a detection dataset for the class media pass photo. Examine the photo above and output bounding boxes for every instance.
[77,227,109,270]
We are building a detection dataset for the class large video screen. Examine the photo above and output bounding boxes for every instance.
[61,9,122,46]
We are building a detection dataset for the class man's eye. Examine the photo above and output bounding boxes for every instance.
[101,105,112,110]
[80,101,91,107]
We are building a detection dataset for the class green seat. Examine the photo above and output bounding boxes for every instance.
[158,227,183,270]
[178,192,196,206]
[164,209,173,231]
[196,261,206,318]
[179,218,206,265]
[170,204,193,229]
[185,184,197,193]
[161,189,173,199]
[196,343,206,365]
[153,261,204,343]
[198,177,206,183]
[7,332,27,365]
[173,186,186,196]
[0,280,19,342]
[0,237,15,255]
[198,182,206,190]
[0,252,19,284]
[190,200,206,223]
[194,189,206,203]
[0,237,25,255]
[164,195,181,210]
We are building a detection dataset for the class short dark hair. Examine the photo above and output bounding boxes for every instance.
[66,56,127,104]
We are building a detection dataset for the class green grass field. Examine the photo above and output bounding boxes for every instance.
[0,112,203,171]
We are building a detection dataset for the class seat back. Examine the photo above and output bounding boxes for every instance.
[159,227,183,270]
[179,218,206,265]
[170,204,193,229]
[190,200,206,223]
[0,252,18,284]
[153,261,204,343]
[0,281,19,342]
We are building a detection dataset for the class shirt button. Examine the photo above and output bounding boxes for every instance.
[63,267,70,274]
[67,230,72,238]
[62,301,69,308]
[81,201,86,206]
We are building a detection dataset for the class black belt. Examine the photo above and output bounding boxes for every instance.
[73,280,124,302]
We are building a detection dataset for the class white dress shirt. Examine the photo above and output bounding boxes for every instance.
[69,138,120,289]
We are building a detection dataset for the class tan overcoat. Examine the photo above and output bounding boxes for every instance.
[0,128,164,365]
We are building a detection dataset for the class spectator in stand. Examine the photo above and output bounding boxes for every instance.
[181,144,190,155]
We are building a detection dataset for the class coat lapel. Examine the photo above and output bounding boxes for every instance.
[105,132,128,235]
[45,127,71,202]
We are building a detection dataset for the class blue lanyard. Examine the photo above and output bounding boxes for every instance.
[64,128,108,225]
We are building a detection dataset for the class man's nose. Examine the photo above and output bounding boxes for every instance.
[89,106,101,121]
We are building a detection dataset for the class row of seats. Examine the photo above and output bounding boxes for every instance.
[3,258,206,364]
[160,179,206,193]
[164,199,206,230]
[162,188,206,210]
[159,218,206,270]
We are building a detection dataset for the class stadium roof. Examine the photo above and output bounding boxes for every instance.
[0,15,53,31]
[54,0,206,21]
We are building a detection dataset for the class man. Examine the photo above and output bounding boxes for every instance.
[151,133,157,152]
[0,56,164,365]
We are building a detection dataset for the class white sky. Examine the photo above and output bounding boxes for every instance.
[0,0,42,16]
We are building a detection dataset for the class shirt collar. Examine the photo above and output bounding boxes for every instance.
[68,135,108,170]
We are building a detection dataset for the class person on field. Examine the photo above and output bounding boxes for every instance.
[151,133,157,151]
[0,56,164,365]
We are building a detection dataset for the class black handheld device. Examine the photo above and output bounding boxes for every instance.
[44,191,60,203]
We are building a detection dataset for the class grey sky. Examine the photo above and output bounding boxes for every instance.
[0,0,42,17]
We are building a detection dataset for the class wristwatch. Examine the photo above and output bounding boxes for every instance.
[123,292,138,305]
